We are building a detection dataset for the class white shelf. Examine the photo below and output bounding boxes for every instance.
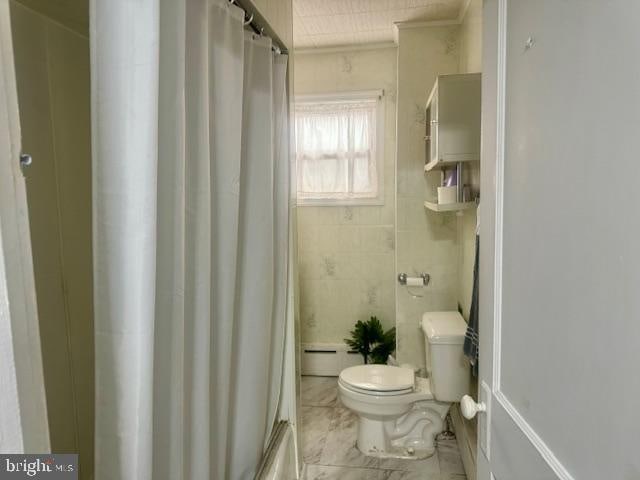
[424,159,446,172]
[424,200,477,213]
[424,156,478,172]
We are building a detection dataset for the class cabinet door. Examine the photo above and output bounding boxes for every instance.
[429,87,439,165]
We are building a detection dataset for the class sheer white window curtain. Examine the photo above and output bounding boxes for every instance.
[91,1,290,479]
[295,96,381,203]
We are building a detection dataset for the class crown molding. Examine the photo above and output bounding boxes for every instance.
[393,19,460,31]
[294,41,398,56]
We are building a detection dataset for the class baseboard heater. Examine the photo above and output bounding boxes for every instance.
[301,343,363,376]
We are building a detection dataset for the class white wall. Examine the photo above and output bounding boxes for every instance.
[295,47,398,345]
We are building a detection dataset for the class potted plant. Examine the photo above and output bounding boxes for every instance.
[345,316,396,364]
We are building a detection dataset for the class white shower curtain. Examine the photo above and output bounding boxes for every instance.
[91,0,290,478]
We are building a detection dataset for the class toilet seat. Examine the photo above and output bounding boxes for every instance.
[339,365,415,395]
[338,378,413,396]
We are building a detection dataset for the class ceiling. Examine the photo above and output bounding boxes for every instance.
[293,0,466,49]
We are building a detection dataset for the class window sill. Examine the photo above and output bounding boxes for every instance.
[297,197,384,207]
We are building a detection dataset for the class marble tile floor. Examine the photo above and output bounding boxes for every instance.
[301,376,468,480]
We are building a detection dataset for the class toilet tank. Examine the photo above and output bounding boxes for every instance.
[421,312,470,402]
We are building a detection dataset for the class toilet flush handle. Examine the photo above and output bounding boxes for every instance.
[460,395,487,420]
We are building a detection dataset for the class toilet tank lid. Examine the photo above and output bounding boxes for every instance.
[421,311,467,345]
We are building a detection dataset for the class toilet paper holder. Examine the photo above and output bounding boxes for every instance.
[397,273,430,286]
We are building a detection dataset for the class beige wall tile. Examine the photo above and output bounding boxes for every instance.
[395,25,460,369]
[458,0,482,74]
[455,2,483,451]
[456,0,482,321]
[295,47,397,347]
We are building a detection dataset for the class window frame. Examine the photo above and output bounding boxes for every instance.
[294,90,385,207]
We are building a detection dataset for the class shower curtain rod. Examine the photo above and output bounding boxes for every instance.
[229,0,289,55]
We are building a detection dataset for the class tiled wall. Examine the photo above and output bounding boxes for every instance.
[295,22,481,371]
[458,0,482,74]
[10,2,93,478]
[454,4,483,478]
[457,0,482,320]
[295,48,397,344]
[395,25,460,370]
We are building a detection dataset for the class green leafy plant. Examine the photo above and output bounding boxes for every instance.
[345,316,396,364]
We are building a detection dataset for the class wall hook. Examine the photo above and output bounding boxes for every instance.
[19,153,32,169]
[525,36,535,51]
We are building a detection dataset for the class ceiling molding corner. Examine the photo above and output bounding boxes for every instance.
[458,0,474,24]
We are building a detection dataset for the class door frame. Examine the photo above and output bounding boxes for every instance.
[478,0,574,478]
[0,0,50,453]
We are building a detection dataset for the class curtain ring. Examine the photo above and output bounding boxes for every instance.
[244,13,253,26]
[228,0,235,4]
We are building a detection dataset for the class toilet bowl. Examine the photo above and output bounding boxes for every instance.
[338,365,450,458]
[338,311,469,459]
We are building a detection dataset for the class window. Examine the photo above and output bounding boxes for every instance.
[295,91,384,205]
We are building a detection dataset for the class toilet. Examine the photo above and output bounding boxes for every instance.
[338,311,469,459]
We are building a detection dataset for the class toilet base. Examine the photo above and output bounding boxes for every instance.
[360,443,436,460]
[354,401,451,460]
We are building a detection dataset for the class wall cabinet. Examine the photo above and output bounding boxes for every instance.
[424,73,481,171]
